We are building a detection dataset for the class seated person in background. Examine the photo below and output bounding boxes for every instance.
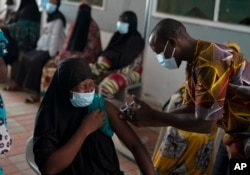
[0,0,41,72]
[152,85,218,175]
[40,1,102,97]
[0,29,8,82]
[33,58,156,175]
[55,0,102,63]
[3,0,66,104]
[90,11,145,99]
[0,29,12,175]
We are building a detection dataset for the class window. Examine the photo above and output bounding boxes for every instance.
[156,0,250,26]
[66,0,104,8]
[219,0,250,25]
[157,0,215,20]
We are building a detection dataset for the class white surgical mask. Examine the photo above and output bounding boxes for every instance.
[46,2,57,14]
[156,41,178,69]
[116,21,129,34]
[70,90,95,107]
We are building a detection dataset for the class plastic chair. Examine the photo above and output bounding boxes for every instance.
[25,136,41,175]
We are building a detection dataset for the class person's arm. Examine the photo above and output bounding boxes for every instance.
[0,57,7,82]
[42,109,105,175]
[121,96,217,134]
[228,83,250,101]
[129,59,228,134]
[105,101,156,175]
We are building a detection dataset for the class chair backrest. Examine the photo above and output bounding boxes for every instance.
[25,136,41,175]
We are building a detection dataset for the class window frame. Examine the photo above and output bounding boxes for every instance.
[63,0,106,10]
[152,0,250,34]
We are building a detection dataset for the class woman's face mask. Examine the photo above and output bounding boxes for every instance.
[46,2,57,14]
[70,90,95,107]
[116,21,129,34]
[156,41,178,69]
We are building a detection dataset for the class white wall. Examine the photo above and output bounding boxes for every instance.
[100,30,112,49]
[0,0,6,20]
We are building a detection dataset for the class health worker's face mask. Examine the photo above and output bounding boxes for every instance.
[70,90,95,107]
[116,21,129,34]
[156,41,178,69]
[46,2,57,14]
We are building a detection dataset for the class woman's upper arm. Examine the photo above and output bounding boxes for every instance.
[105,101,142,149]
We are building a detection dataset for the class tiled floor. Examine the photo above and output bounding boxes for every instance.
[0,80,160,175]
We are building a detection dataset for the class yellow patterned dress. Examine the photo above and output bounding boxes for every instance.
[153,86,218,175]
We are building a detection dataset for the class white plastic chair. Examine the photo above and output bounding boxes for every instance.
[25,136,41,175]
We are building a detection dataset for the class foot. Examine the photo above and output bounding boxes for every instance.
[3,84,23,91]
[25,95,40,104]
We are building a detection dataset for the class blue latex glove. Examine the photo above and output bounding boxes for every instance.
[0,29,8,56]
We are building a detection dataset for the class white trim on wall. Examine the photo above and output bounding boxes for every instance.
[63,0,106,11]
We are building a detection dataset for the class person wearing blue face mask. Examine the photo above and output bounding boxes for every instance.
[3,0,66,104]
[33,58,156,175]
[121,18,250,163]
[0,0,41,68]
[90,11,145,99]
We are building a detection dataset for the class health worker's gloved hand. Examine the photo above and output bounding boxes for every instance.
[0,29,8,56]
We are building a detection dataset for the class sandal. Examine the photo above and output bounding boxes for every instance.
[25,96,40,104]
[3,85,22,91]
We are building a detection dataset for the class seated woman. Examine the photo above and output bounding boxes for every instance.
[0,0,41,78]
[3,0,66,104]
[0,29,12,175]
[40,1,102,98]
[33,58,156,175]
[0,29,8,81]
[152,85,218,175]
[1,0,17,25]
[89,11,145,99]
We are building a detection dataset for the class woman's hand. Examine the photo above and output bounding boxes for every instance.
[81,109,105,135]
